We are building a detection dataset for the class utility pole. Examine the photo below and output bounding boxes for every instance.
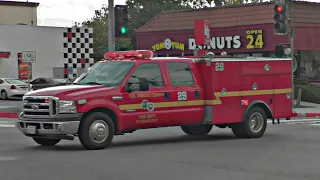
[108,0,115,52]
[289,1,295,108]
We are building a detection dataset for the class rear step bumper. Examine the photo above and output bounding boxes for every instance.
[292,113,320,118]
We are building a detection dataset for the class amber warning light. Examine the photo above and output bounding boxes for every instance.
[104,50,153,60]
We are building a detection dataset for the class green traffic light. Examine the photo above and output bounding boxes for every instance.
[121,26,128,34]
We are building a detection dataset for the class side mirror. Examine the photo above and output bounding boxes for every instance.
[139,78,149,91]
[125,77,149,93]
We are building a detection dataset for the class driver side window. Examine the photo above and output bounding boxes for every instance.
[130,63,164,89]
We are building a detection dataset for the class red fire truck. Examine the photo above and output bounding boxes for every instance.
[15,50,317,150]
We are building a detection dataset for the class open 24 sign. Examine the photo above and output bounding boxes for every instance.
[246,29,264,49]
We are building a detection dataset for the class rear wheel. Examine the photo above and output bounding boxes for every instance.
[181,124,213,136]
[32,138,61,146]
[78,112,115,150]
[0,90,8,100]
[231,106,267,138]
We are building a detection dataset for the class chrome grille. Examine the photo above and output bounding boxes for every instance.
[23,96,58,118]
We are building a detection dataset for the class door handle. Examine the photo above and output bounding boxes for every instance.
[195,91,200,99]
[164,92,170,101]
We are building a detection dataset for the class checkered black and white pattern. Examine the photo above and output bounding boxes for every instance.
[63,27,95,79]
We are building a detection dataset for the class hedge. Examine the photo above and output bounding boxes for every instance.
[294,85,320,104]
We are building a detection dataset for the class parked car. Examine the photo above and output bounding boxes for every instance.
[30,77,68,91]
[0,78,29,100]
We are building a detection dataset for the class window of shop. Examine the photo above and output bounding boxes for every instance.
[299,51,320,80]
[166,62,195,86]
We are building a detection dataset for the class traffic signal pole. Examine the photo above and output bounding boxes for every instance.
[289,2,294,61]
[289,1,295,108]
[108,0,115,51]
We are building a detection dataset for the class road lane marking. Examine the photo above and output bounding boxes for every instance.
[0,156,21,161]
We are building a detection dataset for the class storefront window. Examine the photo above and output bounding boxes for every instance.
[300,51,320,80]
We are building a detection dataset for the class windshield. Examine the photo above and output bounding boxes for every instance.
[51,78,67,83]
[74,61,135,86]
[5,79,27,85]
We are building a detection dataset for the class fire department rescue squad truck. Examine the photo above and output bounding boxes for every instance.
[15,49,315,150]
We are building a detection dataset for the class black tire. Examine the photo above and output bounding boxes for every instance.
[78,112,115,150]
[231,106,267,138]
[0,90,8,100]
[181,124,213,136]
[32,138,61,146]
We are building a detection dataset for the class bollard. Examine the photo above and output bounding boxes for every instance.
[297,88,302,107]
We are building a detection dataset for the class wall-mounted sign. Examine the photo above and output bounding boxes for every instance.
[188,29,264,50]
[17,53,32,80]
[152,38,185,51]
[246,29,264,49]
[189,36,241,50]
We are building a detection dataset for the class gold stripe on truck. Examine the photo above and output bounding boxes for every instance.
[118,88,292,110]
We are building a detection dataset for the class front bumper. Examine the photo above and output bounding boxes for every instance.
[16,113,83,140]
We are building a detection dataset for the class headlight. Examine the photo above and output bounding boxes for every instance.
[58,100,77,113]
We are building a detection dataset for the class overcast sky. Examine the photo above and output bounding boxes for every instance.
[21,0,126,27]
[11,0,320,27]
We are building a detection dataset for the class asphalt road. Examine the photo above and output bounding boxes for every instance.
[0,99,22,108]
[1,123,320,180]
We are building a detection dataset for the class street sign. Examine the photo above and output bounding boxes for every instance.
[22,51,36,63]
[68,67,73,74]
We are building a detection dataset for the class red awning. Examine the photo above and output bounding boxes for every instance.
[0,52,10,58]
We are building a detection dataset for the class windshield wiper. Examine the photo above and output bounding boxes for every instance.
[83,82,103,85]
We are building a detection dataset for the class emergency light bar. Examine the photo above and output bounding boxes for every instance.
[104,50,153,60]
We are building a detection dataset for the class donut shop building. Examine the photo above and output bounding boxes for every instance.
[135,1,320,80]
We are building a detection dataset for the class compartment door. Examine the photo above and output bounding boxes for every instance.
[241,75,274,117]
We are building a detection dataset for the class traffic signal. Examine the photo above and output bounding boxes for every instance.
[274,0,288,35]
[115,5,129,38]
[275,44,285,57]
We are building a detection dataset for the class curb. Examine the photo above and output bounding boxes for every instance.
[0,112,18,118]
[0,106,21,118]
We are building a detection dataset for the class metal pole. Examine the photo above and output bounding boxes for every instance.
[108,0,115,52]
[27,63,31,91]
[289,1,295,108]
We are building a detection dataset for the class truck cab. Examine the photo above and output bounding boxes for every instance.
[16,50,293,150]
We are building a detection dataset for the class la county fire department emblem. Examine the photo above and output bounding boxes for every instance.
[141,99,155,112]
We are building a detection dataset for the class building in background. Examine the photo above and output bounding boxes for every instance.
[0,25,95,80]
[0,1,95,80]
[136,1,320,80]
[0,0,39,26]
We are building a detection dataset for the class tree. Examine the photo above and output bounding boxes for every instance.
[182,0,263,8]
[74,5,109,60]
[75,0,263,59]
[125,0,192,49]
[74,4,134,60]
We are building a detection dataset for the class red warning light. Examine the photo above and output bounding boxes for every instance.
[275,5,283,13]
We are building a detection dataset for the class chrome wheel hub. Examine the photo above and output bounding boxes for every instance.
[249,112,264,133]
[89,120,109,144]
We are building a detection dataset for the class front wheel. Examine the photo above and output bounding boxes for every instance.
[181,124,213,136]
[0,90,8,100]
[231,106,267,138]
[32,138,61,146]
[78,112,115,150]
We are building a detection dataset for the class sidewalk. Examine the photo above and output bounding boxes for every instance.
[0,118,17,127]
[293,101,320,115]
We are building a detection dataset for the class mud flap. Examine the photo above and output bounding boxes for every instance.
[202,106,213,124]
